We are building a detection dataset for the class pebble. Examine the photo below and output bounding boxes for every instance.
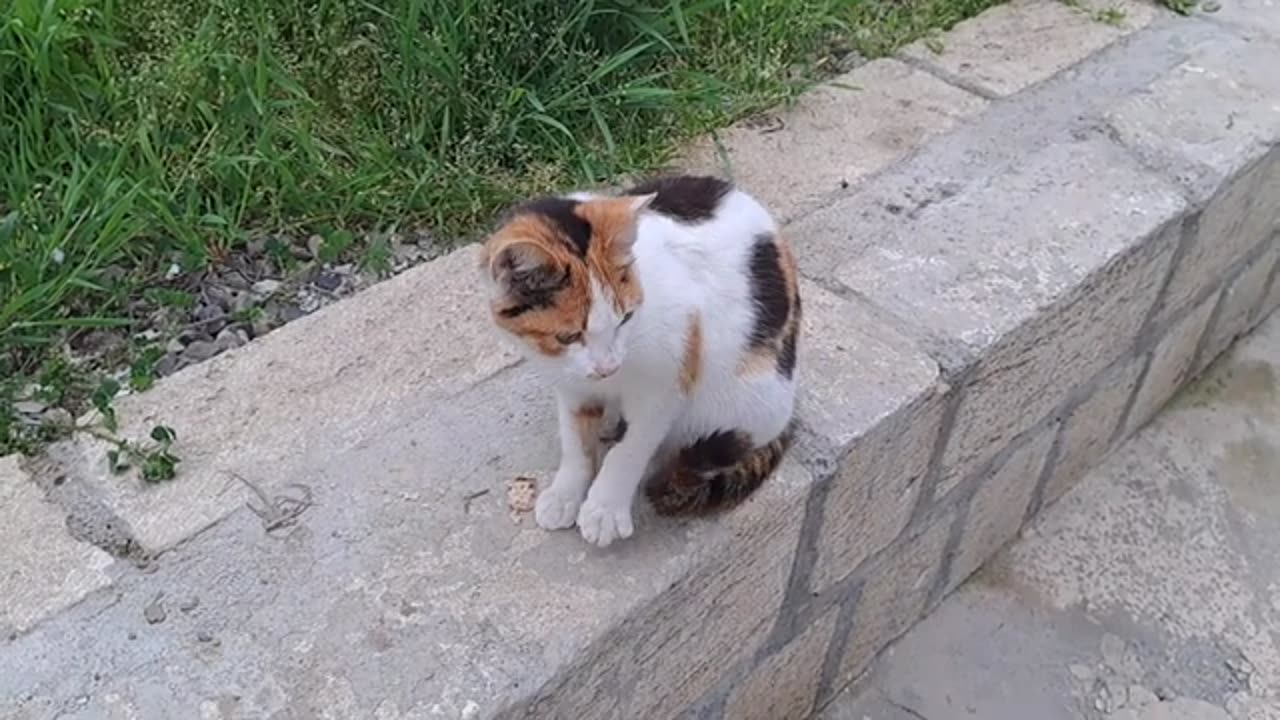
[13,400,47,415]
[277,303,306,323]
[182,340,219,363]
[179,596,200,613]
[193,302,228,334]
[154,353,181,377]
[214,327,249,352]
[143,597,166,625]
[42,407,73,427]
[203,284,235,311]
[251,279,282,297]
[251,313,280,339]
[196,631,215,643]
[307,234,325,259]
[297,289,322,314]
[314,271,343,292]
[1128,685,1158,708]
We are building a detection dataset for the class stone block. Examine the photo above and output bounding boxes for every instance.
[526,456,813,719]
[682,59,986,222]
[1126,296,1217,436]
[945,427,1056,594]
[1107,40,1280,326]
[794,282,945,593]
[898,0,1155,98]
[1042,356,1145,507]
[834,509,955,689]
[1199,244,1280,371]
[809,388,946,593]
[43,245,520,552]
[0,456,113,634]
[837,137,1183,497]
[724,609,840,720]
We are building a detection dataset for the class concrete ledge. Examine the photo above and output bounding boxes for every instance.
[5,1,1280,717]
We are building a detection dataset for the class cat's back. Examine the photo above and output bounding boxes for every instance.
[624,175,776,252]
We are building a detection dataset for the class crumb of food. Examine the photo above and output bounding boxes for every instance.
[506,476,538,523]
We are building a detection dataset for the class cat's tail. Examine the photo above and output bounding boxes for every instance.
[646,422,795,516]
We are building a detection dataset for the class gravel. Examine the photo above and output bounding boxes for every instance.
[44,230,442,392]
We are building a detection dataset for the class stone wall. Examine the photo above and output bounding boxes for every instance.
[4,0,1278,717]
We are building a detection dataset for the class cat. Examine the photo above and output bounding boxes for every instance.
[480,175,800,547]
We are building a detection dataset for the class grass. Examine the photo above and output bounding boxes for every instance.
[0,0,1010,456]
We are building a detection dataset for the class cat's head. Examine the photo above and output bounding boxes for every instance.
[481,193,654,381]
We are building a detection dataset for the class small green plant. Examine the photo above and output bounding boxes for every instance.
[107,425,180,483]
[1160,0,1198,14]
[1094,6,1127,24]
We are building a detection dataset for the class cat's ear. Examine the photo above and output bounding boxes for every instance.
[489,240,563,297]
[628,192,657,214]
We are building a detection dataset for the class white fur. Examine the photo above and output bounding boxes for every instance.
[500,187,796,547]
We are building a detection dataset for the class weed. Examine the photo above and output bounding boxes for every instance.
[1094,7,1127,25]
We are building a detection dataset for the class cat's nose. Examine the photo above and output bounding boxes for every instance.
[591,361,619,378]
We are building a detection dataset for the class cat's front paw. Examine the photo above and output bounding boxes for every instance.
[576,496,634,548]
[536,476,587,530]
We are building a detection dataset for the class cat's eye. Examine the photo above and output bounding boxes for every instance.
[556,331,583,345]
[620,311,635,325]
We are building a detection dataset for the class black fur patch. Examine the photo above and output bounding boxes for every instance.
[498,263,569,318]
[679,430,752,473]
[625,175,731,223]
[518,197,592,256]
[601,416,628,444]
[777,296,800,378]
[747,234,790,349]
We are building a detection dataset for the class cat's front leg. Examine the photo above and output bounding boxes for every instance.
[536,390,604,530]
[577,394,681,547]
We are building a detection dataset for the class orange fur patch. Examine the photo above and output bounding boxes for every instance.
[576,198,644,312]
[483,215,590,357]
[680,312,703,394]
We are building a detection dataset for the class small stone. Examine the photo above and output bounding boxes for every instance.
[181,340,219,363]
[154,353,181,377]
[231,290,255,314]
[13,400,46,415]
[307,234,325,259]
[202,284,234,311]
[297,290,322,314]
[127,631,137,640]
[277,303,306,323]
[314,271,343,292]
[220,271,251,291]
[1128,685,1157,708]
[214,327,248,352]
[42,407,73,427]
[166,337,185,354]
[179,596,200,613]
[193,302,228,334]
[1069,663,1095,681]
[71,328,127,356]
[250,312,281,339]
[196,631,214,643]
[251,279,282,297]
[1201,0,1221,11]
[143,596,166,625]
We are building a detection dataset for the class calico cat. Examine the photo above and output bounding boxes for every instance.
[480,175,800,547]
